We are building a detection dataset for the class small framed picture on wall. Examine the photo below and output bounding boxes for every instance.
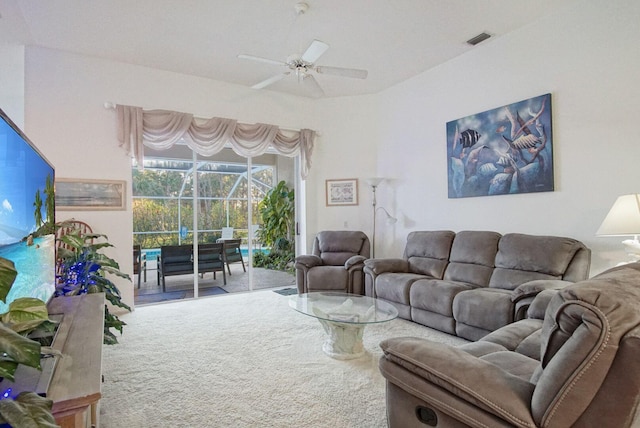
[326,178,358,206]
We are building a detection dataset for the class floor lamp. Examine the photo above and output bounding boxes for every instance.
[365,177,397,258]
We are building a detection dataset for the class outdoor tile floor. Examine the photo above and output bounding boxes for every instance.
[134,262,296,305]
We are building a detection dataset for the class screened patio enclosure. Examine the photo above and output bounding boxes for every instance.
[132,144,296,296]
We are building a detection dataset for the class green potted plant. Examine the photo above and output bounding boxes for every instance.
[0,257,58,427]
[253,181,295,272]
[55,221,131,345]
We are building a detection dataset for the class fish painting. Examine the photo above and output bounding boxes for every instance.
[459,129,481,148]
[446,93,554,198]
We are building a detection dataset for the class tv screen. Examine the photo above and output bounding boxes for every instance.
[0,109,55,313]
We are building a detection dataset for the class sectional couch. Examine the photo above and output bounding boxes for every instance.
[363,230,591,341]
[379,262,640,427]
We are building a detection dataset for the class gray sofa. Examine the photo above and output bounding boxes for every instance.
[379,262,640,427]
[363,230,591,340]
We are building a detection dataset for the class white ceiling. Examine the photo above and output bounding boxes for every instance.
[1,0,577,98]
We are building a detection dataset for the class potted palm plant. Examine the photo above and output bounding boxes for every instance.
[55,221,131,344]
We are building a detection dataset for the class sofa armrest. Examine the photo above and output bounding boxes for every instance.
[294,254,323,269]
[363,258,408,275]
[512,279,573,303]
[380,337,536,427]
[345,255,366,270]
[526,289,562,320]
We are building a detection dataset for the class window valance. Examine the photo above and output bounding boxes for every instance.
[116,104,316,178]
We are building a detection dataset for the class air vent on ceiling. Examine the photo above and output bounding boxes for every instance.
[466,32,492,46]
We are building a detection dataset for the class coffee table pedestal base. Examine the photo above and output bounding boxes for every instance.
[318,319,366,360]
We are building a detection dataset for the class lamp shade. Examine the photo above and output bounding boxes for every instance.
[596,194,640,236]
[365,177,384,187]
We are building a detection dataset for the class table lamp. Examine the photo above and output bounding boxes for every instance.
[596,193,640,263]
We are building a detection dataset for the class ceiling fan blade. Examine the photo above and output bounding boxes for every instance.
[301,40,329,64]
[315,66,368,79]
[303,74,325,98]
[251,72,290,89]
[238,54,286,67]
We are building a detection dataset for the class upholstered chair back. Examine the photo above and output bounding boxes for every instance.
[312,230,370,264]
[443,230,501,287]
[402,231,455,279]
[530,263,640,427]
[489,233,591,291]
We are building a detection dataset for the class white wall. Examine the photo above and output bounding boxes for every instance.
[308,0,640,275]
[9,0,640,312]
[0,44,25,127]
[300,94,382,248]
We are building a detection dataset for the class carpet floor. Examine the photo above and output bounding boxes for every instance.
[100,290,468,427]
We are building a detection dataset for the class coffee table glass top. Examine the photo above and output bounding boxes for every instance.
[289,292,399,325]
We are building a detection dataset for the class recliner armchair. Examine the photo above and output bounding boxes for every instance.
[379,262,640,427]
[295,230,370,294]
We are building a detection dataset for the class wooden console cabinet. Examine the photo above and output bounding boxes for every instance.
[46,293,104,428]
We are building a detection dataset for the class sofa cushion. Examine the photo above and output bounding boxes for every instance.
[404,230,455,278]
[489,233,586,291]
[375,272,427,305]
[480,351,539,381]
[489,268,560,291]
[471,318,544,360]
[410,279,474,317]
[493,233,583,277]
[453,288,514,338]
[307,266,348,291]
[320,252,359,266]
[441,231,500,287]
[449,230,501,266]
[444,263,495,288]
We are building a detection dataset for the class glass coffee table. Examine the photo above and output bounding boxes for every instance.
[289,292,399,360]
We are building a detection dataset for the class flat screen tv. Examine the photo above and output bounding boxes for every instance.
[0,109,55,313]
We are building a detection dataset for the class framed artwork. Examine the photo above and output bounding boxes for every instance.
[56,178,126,211]
[446,93,553,198]
[326,179,358,206]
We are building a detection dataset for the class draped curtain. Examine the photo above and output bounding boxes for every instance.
[116,104,315,178]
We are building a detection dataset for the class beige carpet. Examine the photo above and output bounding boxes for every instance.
[100,290,468,427]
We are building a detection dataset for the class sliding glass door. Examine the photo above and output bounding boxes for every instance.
[132,143,295,299]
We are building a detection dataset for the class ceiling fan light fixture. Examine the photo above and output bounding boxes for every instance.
[238,38,368,97]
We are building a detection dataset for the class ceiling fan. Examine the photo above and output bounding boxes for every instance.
[238,39,368,97]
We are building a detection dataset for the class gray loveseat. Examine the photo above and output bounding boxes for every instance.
[363,230,591,340]
[379,262,640,427]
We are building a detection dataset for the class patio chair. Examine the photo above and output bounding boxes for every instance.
[157,245,193,292]
[222,239,246,275]
[198,243,227,285]
[133,244,147,288]
[250,224,261,250]
[56,219,93,253]
[220,227,234,241]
